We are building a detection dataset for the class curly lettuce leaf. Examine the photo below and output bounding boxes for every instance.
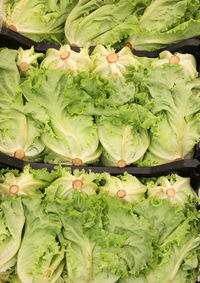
[146,219,200,283]
[47,194,121,282]
[140,0,189,33]
[17,198,64,283]
[0,199,25,274]
[133,198,186,243]
[104,196,157,276]
[63,74,136,117]
[0,48,20,105]
[129,18,200,51]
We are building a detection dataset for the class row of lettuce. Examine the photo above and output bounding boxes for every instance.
[0,165,199,282]
[2,0,200,50]
[1,46,200,167]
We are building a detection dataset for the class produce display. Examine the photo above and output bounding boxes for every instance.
[0,165,199,282]
[2,0,200,50]
[1,1,200,283]
[0,46,200,167]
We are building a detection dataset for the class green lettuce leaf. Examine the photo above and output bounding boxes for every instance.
[63,74,136,116]
[104,196,157,276]
[60,215,120,282]
[133,198,186,243]
[0,48,20,106]
[128,0,200,50]
[146,218,200,283]
[118,275,147,283]
[0,199,25,275]
[47,192,155,280]
[129,18,200,51]
[47,194,121,282]
[17,198,64,283]
[140,0,189,33]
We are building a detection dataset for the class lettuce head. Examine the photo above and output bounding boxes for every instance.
[21,69,102,165]
[152,51,198,79]
[45,167,98,200]
[91,45,141,80]
[99,172,146,203]
[139,64,200,166]
[41,45,92,74]
[3,0,77,43]
[0,105,45,162]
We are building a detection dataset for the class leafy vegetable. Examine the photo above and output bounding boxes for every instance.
[64,0,140,47]
[21,69,102,165]
[0,166,198,281]
[0,165,52,199]
[0,199,25,277]
[139,64,200,165]
[146,175,198,206]
[99,172,146,203]
[17,47,44,73]
[146,218,200,283]
[91,46,141,79]
[152,50,198,79]
[3,0,200,48]
[0,47,199,167]
[45,168,98,200]
[133,198,186,242]
[41,45,92,74]
[0,104,45,162]
[0,48,20,106]
[17,198,64,282]
[97,115,150,167]
[57,204,121,282]
[3,0,77,43]
[129,0,200,51]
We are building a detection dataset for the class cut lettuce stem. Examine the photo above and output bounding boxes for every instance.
[72,179,83,190]
[169,55,180,64]
[107,53,119,64]
[14,149,25,160]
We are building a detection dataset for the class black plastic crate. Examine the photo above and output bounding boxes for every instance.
[0,152,199,193]
[1,27,200,71]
